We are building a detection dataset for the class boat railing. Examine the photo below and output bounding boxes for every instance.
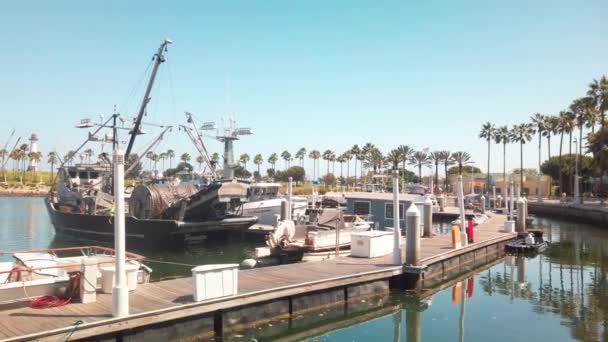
[0,246,146,279]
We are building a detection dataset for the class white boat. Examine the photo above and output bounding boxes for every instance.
[244,182,308,232]
[451,213,490,226]
[0,246,151,308]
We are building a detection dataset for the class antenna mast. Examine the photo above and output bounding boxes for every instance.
[125,38,172,160]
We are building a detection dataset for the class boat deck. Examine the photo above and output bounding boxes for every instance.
[0,213,513,341]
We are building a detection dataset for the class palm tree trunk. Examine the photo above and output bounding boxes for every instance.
[354,160,358,188]
[444,162,448,192]
[486,138,490,194]
[434,162,439,194]
[503,142,507,196]
[559,132,564,194]
[569,131,573,194]
[418,164,422,181]
[520,141,524,189]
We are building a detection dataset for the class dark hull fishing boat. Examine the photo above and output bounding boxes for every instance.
[45,39,257,245]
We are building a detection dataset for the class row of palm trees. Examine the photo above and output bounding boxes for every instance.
[479,75,608,196]
[238,145,474,190]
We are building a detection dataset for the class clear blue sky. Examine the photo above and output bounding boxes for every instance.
[1,1,607,177]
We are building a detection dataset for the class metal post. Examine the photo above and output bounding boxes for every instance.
[509,180,515,221]
[392,170,401,265]
[335,208,342,258]
[405,203,421,265]
[492,186,496,209]
[112,149,128,317]
[438,195,445,212]
[457,175,468,246]
[287,177,293,221]
[423,197,433,238]
[516,197,526,233]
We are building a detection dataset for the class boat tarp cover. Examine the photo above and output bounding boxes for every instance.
[129,184,198,219]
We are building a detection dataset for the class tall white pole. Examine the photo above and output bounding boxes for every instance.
[457,175,468,246]
[287,177,293,221]
[112,149,128,317]
[509,180,515,221]
[392,170,402,265]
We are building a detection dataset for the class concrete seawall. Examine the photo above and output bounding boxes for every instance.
[527,202,608,226]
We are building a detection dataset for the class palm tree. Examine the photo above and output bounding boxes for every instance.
[268,153,278,170]
[295,148,307,167]
[152,153,160,173]
[438,150,454,192]
[396,145,414,187]
[253,154,263,175]
[451,151,473,175]
[196,155,204,171]
[280,151,292,170]
[166,149,175,168]
[479,122,495,193]
[531,113,546,199]
[337,154,347,181]
[509,123,535,189]
[239,153,250,171]
[350,145,361,187]
[19,144,28,177]
[65,151,76,166]
[361,143,375,182]
[559,111,576,193]
[409,151,431,182]
[386,149,401,170]
[543,116,559,159]
[429,151,442,193]
[0,148,7,182]
[159,152,167,171]
[322,150,334,175]
[146,151,155,170]
[47,152,57,183]
[343,151,352,186]
[180,153,191,163]
[366,148,383,175]
[308,150,321,180]
[83,148,94,163]
[587,76,608,197]
[493,126,510,192]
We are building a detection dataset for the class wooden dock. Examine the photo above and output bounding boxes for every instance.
[0,212,514,341]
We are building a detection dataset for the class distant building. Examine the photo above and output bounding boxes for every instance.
[27,133,39,171]
[340,192,422,229]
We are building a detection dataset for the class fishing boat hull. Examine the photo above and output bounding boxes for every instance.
[45,198,257,244]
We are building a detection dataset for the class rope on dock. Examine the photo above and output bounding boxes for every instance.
[58,320,83,342]
[144,259,198,267]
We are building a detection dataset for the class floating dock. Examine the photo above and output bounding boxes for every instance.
[0,212,514,341]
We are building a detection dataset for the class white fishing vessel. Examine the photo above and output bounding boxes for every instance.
[244,182,308,233]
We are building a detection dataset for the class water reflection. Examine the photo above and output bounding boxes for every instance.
[311,217,608,342]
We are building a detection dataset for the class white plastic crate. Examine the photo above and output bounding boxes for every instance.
[351,231,394,258]
[192,264,239,302]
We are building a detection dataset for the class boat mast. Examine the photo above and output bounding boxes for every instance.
[124,38,172,160]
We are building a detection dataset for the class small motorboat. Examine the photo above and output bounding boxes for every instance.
[451,213,489,227]
[505,230,548,254]
[0,246,151,308]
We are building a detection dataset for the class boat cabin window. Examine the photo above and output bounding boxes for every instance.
[78,171,88,179]
[353,201,370,216]
[385,203,405,219]
[68,170,77,178]
[89,172,99,179]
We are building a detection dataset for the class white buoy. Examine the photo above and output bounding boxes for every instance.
[112,149,128,318]
[405,203,421,265]
[392,170,402,265]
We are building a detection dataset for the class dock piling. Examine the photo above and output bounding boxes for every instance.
[287,177,293,221]
[423,197,433,238]
[405,203,421,266]
[516,197,526,233]
[480,194,486,214]
[457,175,468,247]
[392,170,402,265]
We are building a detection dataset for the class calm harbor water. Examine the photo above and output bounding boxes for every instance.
[0,197,606,341]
